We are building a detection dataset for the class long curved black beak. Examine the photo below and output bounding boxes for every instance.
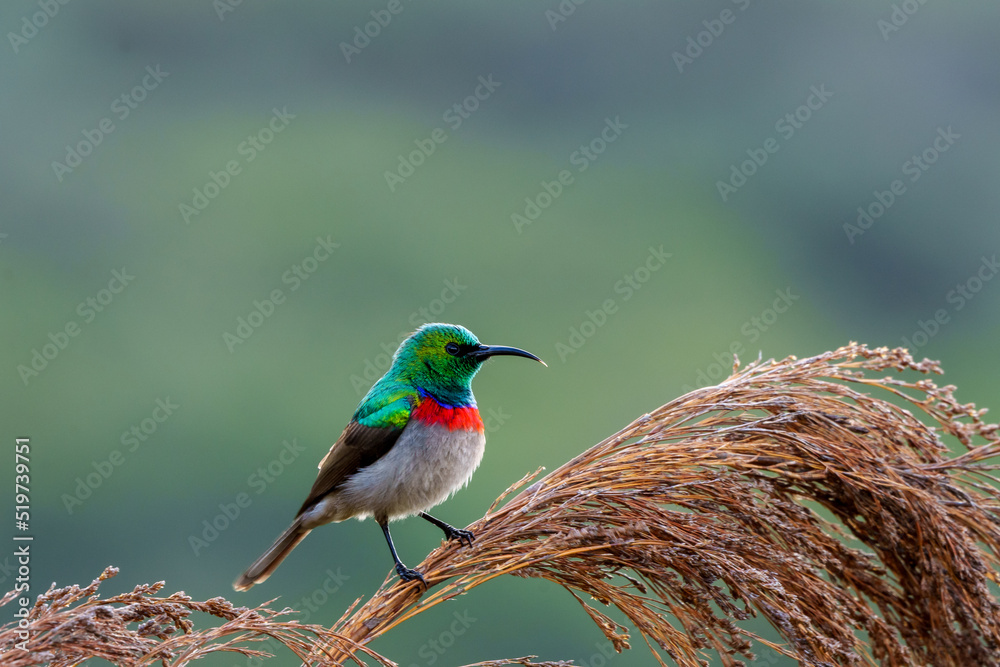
[467,344,547,367]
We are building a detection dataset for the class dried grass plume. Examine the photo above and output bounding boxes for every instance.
[4,344,1000,666]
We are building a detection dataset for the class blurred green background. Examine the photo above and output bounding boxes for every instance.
[3,1,999,665]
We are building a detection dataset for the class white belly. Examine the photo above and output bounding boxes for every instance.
[304,422,485,525]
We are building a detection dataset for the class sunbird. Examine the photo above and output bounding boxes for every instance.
[234,323,544,590]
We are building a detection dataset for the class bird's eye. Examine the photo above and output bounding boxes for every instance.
[445,342,461,356]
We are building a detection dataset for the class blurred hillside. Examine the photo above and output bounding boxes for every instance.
[2,2,999,665]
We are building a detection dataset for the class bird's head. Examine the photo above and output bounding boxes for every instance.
[391,323,544,400]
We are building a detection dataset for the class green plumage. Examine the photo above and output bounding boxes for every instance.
[354,324,485,429]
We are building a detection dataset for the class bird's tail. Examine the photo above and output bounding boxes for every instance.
[233,518,312,591]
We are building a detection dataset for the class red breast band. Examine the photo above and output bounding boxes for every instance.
[412,398,485,433]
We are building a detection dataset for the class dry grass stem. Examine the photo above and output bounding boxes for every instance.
[0,567,392,667]
[4,344,1000,666]
[323,344,1000,667]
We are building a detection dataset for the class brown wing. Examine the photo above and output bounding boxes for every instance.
[296,420,403,516]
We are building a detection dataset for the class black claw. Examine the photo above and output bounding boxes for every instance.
[395,564,427,586]
[419,512,475,548]
[444,526,475,548]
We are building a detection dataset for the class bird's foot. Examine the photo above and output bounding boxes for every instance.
[442,526,475,548]
[395,563,427,586]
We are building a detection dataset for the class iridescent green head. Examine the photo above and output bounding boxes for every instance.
[388,323,544,404]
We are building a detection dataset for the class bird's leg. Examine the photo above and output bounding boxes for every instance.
[419,512,474,547]
[378,519,427,586]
